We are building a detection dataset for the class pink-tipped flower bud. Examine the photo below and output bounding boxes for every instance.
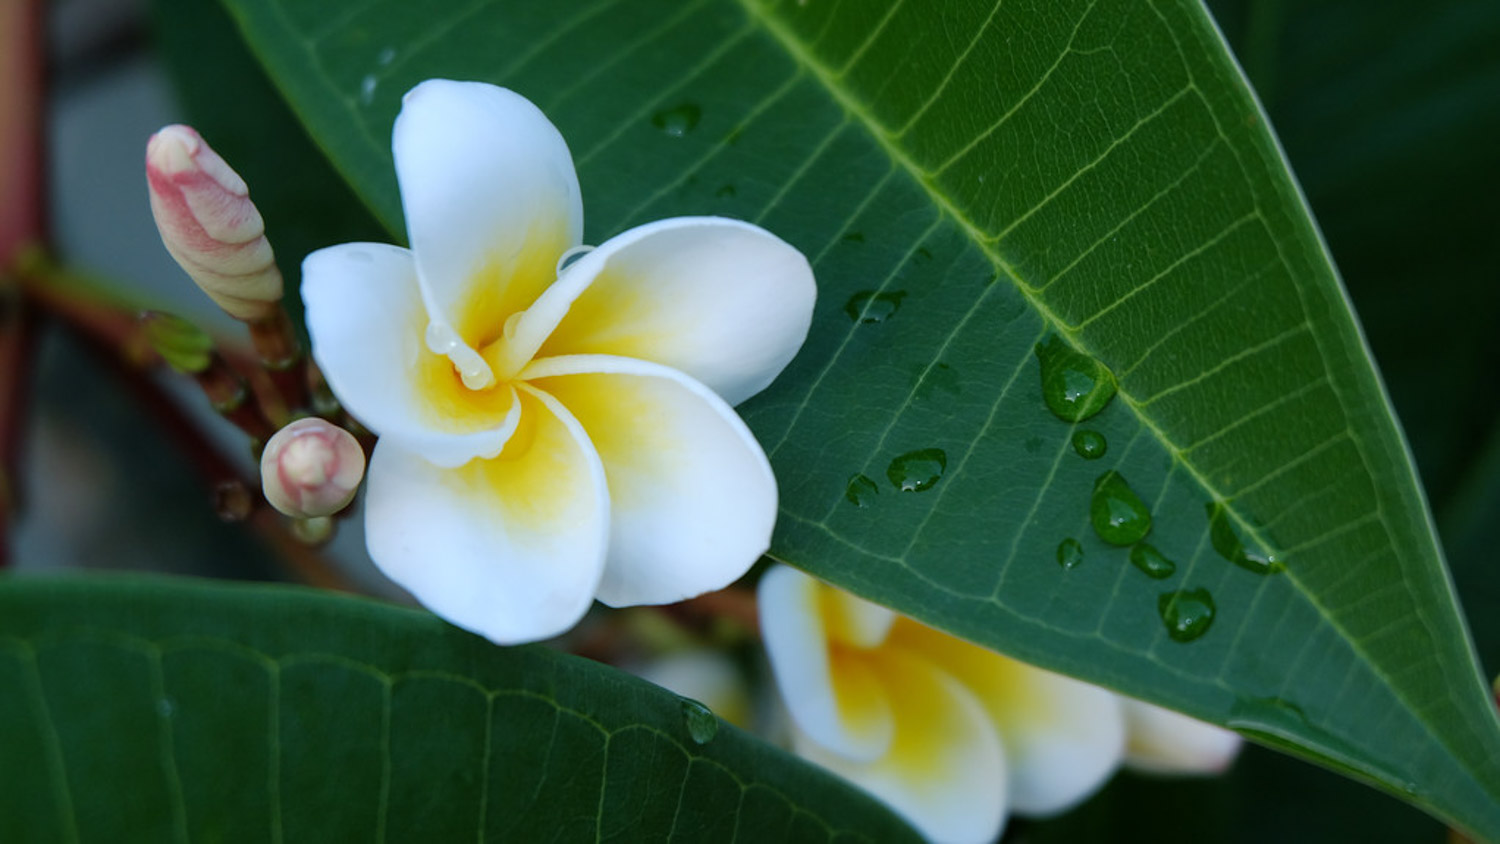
[260,418,365,518]
[146,124,283,320]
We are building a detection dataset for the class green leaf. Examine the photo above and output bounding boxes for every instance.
[211,0,1500,835]
[0,576,919,843]
[1206,0,1500,519]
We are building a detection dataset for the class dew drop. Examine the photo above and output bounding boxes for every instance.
[886,448,946,492]
[376,47,397,66]
[844,473,879,508]
[1034,335,1117,422]
[1158,587,1215,642]
[555,244,594,275]
[652,103,701,138]
[1071,429,1107,459]
[1129,542,1176,579]
[1056,538,1084,570]
[1206,502,1285,574]
[359,74,377,105]
[913,247,933,264]
[715,184,736,198]
[680,698,718,744]
[843,290,907,324]
[1089,471,1151,546]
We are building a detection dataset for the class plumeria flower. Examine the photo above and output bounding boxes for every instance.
[303,80,814,645]
[758,565,1240,844]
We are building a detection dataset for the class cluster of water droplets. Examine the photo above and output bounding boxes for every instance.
[1031,332,1289,643]
[1033,334,1223,640]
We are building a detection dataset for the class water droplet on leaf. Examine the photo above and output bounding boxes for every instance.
[845,474,879,507]
[913,247,933,264]
[680,698,718,744]
[1090,471,1151,545]
[1158,587,1215,642]
[1129,543,1176,579]
[1206,502,1285,574]
[359,74,377,105]
[1034,335,1116,422]
[1056,538,1084,569]
[843,290,907,324]
[652,103,701,137]
[1071,429,1107,459]
[887,448,946,492]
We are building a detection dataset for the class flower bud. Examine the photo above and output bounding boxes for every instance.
[260,418,365,518]
[146,124,283,320]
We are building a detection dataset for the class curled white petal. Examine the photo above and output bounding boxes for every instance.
[526,217,816,405]
[791,649,1008,844]
[887,622,1125,817]
[394,80,582,361]
[1121,698,1242,775]
[759,566,894,762]
[363,385,609,645]
[302,242,519,468]
[523,354,776,606]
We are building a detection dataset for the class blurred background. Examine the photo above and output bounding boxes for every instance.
[17,0,1500,840]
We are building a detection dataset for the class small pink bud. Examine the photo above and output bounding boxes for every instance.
[260,418,365,518]
[146,124,283,320]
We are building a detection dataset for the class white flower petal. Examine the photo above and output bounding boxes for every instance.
[527,217,815,405]
[523,354,776,606]
[1121,698,1242,775]
[302,242,519,467]
[759,565,895,762]
[393,80,582,348]
[793,649,1008,844]
[363,385,609,645]
[887,622,1125,817]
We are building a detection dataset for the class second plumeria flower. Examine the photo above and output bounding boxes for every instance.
[758,565,1240,844]
[304,80,814,645]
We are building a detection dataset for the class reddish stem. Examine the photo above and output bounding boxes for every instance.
[0,0,46,567]
[0,0,45,263]
[65,318,357,592]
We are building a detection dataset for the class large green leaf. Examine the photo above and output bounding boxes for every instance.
[213,0,1500,835]
[0,576,919,842]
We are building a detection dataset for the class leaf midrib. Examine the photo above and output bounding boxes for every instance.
[731,0,1489,802]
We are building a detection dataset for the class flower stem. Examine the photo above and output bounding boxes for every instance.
[246,307,309,425]
[0,0,47,568]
